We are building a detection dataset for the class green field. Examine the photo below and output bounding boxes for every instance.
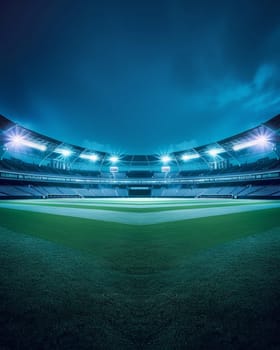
[0,198,280,349]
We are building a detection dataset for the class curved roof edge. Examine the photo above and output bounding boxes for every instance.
[0,113,280,163]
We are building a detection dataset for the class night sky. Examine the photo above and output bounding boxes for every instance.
[1,0,280,154]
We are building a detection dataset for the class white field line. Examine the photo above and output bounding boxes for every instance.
[0,202,280,225]
[8,197,257,204]
[4,198,265,209]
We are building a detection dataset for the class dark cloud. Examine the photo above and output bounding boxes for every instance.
[0,0,280,154]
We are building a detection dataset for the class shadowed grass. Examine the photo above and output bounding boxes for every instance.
[0,207,280,272]
[1,199,280,349]
[0,214,280,349]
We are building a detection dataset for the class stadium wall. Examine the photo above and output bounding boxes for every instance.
[0,177,280,199]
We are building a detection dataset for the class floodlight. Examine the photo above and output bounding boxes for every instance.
[109,155,119,163]
[11,135,23,145]
[80,153,99,161]
[181,153,200,161]
[161,155,171,163]
[233,140,256,151]
[208,148,225,157]
[55,148,72,157]
[256,135,268,146]
[233,136,269,151]
[10,135,46,151]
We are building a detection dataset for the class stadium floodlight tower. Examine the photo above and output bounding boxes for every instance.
[53,147,73,170]
[109,155,119,164]
[79,153,99,161]
[233,135,269,151]
[181,153,200,161]
[207,147,226,170]
[54,148,72,157]
[160,155,172,174]
[160,155,171,163]
[9,135,47,151]
[207,148,225,157]
[109,155,119,174]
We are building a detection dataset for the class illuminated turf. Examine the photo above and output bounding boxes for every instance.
[0,198,280,224]
[0,198,280,349]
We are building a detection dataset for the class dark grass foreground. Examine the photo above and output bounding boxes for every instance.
[0,211,280,349]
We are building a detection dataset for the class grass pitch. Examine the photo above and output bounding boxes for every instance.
[0,198,280,349]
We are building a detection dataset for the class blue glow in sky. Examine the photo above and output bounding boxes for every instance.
[0,0,280,154]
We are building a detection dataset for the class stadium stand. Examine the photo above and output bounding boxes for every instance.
[1,113,280,199]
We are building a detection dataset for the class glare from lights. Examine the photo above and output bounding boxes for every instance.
[161,155,171,163]
[256,135,269,146]
[55,148,72,157]
[80,153,99,161]
[208,148,225,157]
[109,155,119,163]
[9,135,46,151]
[10,135,23,145]
[233,136,269,151]
[181,153,200,161]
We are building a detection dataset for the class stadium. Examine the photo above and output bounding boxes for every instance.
[1,113,280,349]
[1,114,280,200]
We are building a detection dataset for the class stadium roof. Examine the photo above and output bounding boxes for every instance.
[0,114,280,164]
